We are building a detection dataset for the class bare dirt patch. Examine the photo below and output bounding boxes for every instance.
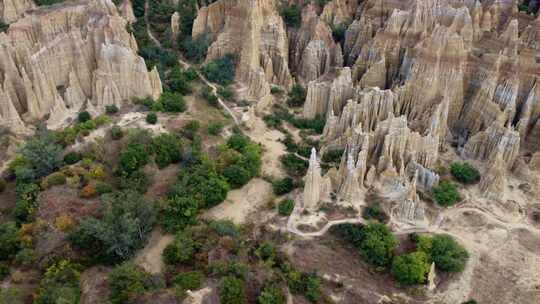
[135,229,174,274]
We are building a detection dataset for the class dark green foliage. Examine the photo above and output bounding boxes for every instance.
[322,148,344,164]
[17,131,63,181]
[159,91,187,113]
[151,133,183,168]
[172,271,204,293]
[0,178,5,193]
[63,152,82,165]
[209,220,240,238]
[433,181,461,207]
[270,86,284,95]
[286,84,307,107]
[108,262,154,304]
[162,195,199,232]
[182,120,201,140]
[280,154,308,177]
[78,111,91,123]
[461,300,478,304]
[177,0,198,39]
[362,203,389,223]
[105,104,119,114]
[146,112,158,124]
[278,199,295,216]
[257,285,286,304]
[219,276,246,304]
[207,122,224,135]
[180,32,211,63]
[201,86,219,107]
[139,46,177,70]
[218,87,234,100]
[202,54,236,86]
[272,177,295,195]
[422,235,469,273]
[95,182,114,195]
[256,241,277,263]
[222,164,251,188]
[227,133,249,151]
[0,222,20,261]
[13,183,40,224]
[167,66,193,95]
[391,251,429,285]
[209,261,249,280]
[35,0,65,6]
[290,116,325,134]
[34,260,81,304]
[450,162,480,184]
[332,223,397,268]
[331,23,348,47]
[279,4,302,27]
[70,190,156,263]
[287,271,321,303]
[111,125,124,140]
[0,21,9,33]
[118,170,149,193]
[118,143,149,175]
[0,265,9,280]
[163,232,195,265]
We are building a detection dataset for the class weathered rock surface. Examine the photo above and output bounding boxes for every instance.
[0,0,34,23]
[0,0,161,133]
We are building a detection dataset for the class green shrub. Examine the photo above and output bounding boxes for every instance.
[331,22,348,46]
[95,182,114,195]
[162,195,199,232]
[182,120,201,140]
[106,104,119,114]
[219,276,246,304]
[270,86,284,95]
[180,32,211,64]
[362,203,388,223]
[70,190,156,263]
[108,262,153,304]
[391,251,429,285]
[94,115,112,127]
[257,285,286,304]
[118,170,149,194]
[14,248,35,267]
[222,164,251,188]
[159,91,187,113]
[111,125,123,140]
[450,162,480,184]
[278,198,295,216]
[280,4,302,27]
[78,111,91,123]
[64,152,82,165]
[167,66,194,95]
[426,235,469,273]
[118,143,149,175]
[287,271,320,303]
[207,122,224,135]
[0,264,9,280]
[0,178,6,193]
[321,149,344,163]
[41,172,67,189]
[358,222,397,268]
[286,84,306,107]
[0,21,9,33]
[146,112,158,124]
[173,271,204,293]
[209,220,240,238]
[201,86,219,107]
[35,0,65,5]
[202,54,236,86]
[280,154,308,177]
[218,87,234,100]
[163,232,195,265]
[34,260,81,304]
[272,177,295,195]
[151,133,183,168]
[432,181,461,207]
[0,222,20,261]
[17,131,63,180]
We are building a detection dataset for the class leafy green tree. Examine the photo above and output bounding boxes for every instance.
[257,286,286,304]
[159,91,187,113]
[173,271,204,294]
[106,104,119,114]
[219,276,246,304]
[162,232,195,265]
[286,84,307,107]
[450,162,480,184]
[433,181,461,207]
[280,154,308,176]
[429,235,469,273]
[272,177,295,195]
[278,198,295,216]
[207,122,224,135]
[34,260,81,304]
[180,32,211,63]
[146,112,158,124]
[151,133,183,168]
[18,131,63,180]
[202,54,236,86]
[222,164,251,188]
[0,222,20,261]
[167,66,193,95]
[118,143,149,175]
[391,251,429,285]
[108,262,155,304]
[111,125,123,140]
[70,190,156,263]
[321,149,344,164]
[209,220,240,238]
[78,111,91,123]
[358,222,398,267]
[162,195,199,232]
[331,22,348,46]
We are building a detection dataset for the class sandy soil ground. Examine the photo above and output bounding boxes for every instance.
[135,229,174,274]
[203,178,274,224]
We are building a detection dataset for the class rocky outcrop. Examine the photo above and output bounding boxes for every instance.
[463,122,520,168]
[479,147,507,198]
[0,0,161,133]
[303,148,322,211]
[192,0,293,100]
[303,67,353,118]
[0,0,34,23]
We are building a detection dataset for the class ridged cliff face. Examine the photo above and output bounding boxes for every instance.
[0,0,161,134]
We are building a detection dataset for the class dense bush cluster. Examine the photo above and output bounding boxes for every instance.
[34,260,81,304]
[286,84,307,107]
[279,4,302,27]
[280,153,309,177]
[432,181,461,206]
[450,162,480,184]
[264,106,325,134]
[202,54,236,86]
